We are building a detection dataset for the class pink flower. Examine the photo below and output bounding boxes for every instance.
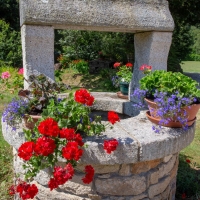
[1,71,11,79]
[18,68,24,75]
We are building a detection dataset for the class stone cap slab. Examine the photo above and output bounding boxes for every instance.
[20,0,174,32]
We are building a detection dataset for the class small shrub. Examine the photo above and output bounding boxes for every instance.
[69,60,89,74]
[176,155,200,199]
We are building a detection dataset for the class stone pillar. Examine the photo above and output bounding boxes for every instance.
[130,31,173,101]
[21,25,54,88]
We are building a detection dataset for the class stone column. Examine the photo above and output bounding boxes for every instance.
[130,31,173,101]
[21,25,54,88]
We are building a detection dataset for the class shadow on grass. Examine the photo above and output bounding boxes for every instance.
[76,70,118,92]
[176,154,200,200]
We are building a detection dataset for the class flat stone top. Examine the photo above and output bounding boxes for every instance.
[2,92,195,165]
[20,0,174,32]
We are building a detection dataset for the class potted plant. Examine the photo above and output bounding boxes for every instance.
[7,88,120,200]
[2,73,70,130]
[112,62,133,96]
[133,65,200,132]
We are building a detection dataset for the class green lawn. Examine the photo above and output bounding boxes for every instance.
[181,61,200,73]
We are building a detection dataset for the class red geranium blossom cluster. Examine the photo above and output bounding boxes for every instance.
[103,139,119,154]
[74,88,94,106]
[9,181,38,200]
[108,111,120,124]
[13,89,121,198]
[82,165,95,184]
[113,62,133,68]
[48,163,74,190]
[139,64,152,74]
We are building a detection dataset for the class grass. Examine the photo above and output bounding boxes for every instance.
[0,64,200,199]
[181,61,200,73]
[0,93,17,200]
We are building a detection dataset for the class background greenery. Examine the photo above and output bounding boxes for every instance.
[0,0,200,71]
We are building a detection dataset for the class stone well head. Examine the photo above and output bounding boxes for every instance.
[20,0,174,99]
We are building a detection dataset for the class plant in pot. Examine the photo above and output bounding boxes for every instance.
[133,65,200,132]
[112,62,133,97]
[2,73,70,130]
[7,88,120,200]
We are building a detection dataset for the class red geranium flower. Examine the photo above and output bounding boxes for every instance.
[8,185,16,195]
[18,141,35,161]
[103,139,119,154]
[60,128,76,140]
[74,133,84,147]
[16,182,38,200]
[181,193,186,199]
[113,62,121,68]
[139,64,152,71]
[108,111,120,124]
[186,159,191,163]
[126,62,133,67]
[60,128,84,146]
[48,178,58,191]
[53,163,74,186]
[74,89,94,106]
[34,136,56,156]
[62,141,83,161]
[82,165,94,184]
[38,118,60,137]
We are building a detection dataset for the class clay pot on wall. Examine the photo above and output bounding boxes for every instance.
[23,115,41,130]
[145,98,200,128]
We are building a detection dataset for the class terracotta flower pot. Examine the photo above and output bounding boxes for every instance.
[23,115,42,130]
[144,98,200,127]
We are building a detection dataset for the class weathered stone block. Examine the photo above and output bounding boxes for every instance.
[119,164,131,176]
[95,176,146,196]
[148,176,171,198]
[131,159,161,174]
[158,154,177,178]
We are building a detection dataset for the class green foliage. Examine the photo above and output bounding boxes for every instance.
[69,60,89,74]
[0,20,22,67]
[185,54,200,61]
[116,65,133,83]
[0,0,20,31]
[139,70,200,98]
[176,155,200,198]
[55,30,134,63]
[42,94,105,136]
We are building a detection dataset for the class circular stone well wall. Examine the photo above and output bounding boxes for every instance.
[2,92,196,200]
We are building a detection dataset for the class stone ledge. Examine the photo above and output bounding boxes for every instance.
[2,92,195,165]
[20,0,174,32]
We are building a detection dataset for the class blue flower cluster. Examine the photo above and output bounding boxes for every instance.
[132,88,147,108]
[2,98,29,130]
[132,88,197,133]
[111,75,120,88]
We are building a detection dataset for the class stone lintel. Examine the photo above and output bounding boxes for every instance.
[20,0,174,32]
